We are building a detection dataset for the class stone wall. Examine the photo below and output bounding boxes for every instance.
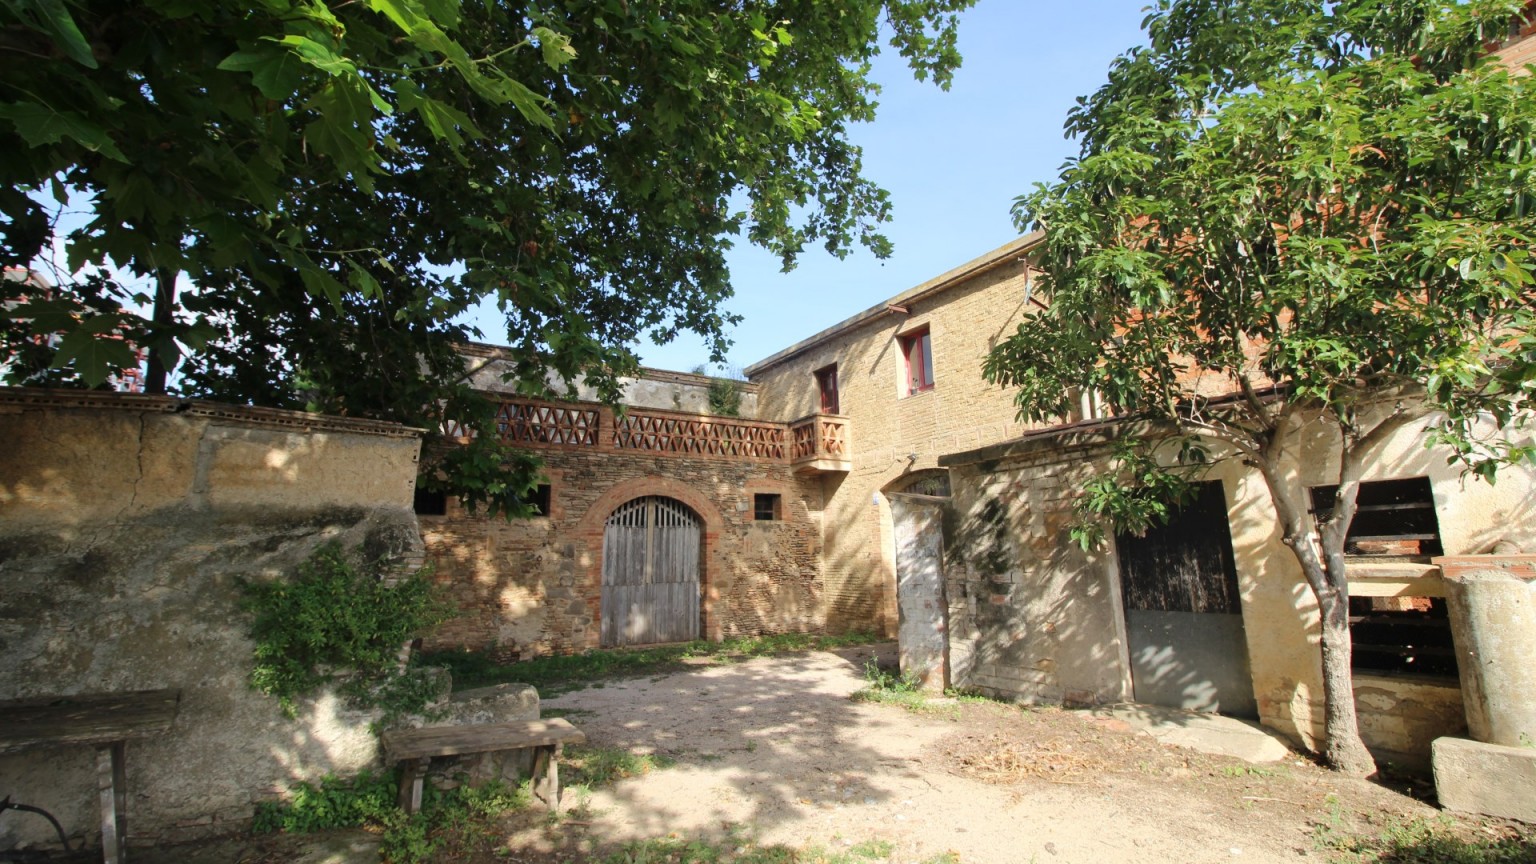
[421,449,824,658]
[747,236,1065,634]
[0,388,424,851]
[461,342,760,418]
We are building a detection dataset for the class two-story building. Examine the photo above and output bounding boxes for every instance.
[422,220,1535,772]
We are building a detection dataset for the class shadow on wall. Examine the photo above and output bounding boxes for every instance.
[940,447,1131,707]
[0,392,424,852]
[419,457,827,661]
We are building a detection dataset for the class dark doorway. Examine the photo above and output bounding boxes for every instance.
[1116,480,1256,717]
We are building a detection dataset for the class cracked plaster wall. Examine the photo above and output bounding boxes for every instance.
[0,390,424,851]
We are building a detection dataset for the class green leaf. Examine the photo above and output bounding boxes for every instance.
[217,46,304,101]
[5,0,97,67]
[0,101,126,161]
[49,328,138,387]
[269,33,359,79]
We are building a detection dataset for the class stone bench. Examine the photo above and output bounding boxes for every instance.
[380,718,585,814]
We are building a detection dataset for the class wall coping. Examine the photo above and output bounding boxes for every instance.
[0,387,424,440]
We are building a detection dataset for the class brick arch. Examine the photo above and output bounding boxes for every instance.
[573,475,727,643]
[573,475,725,537]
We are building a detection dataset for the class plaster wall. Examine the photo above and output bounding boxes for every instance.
[940,409,1536,764]
[941,434,1130,705]
[1222,409,1536,755]
[420,451,823,658]
[0,389,425,851]
[748,241,1062,633]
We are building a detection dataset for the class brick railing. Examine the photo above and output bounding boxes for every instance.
[789,413,850,463]
[443,397,804,464]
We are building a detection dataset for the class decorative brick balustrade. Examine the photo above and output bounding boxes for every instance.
[443,397,842,469]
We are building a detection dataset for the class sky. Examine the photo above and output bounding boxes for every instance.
[625,0,1154,374]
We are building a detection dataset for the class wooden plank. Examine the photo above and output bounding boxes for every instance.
[381,718,586,764]
[0,689,181,755]
[97,743,124,864]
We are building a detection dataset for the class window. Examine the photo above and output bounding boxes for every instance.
[527,483,552,516]
[753,493,781,521]
[899,327,933,395]
[1309,477,1455,677]
[1308,477,1441,557]
[413,488,447,516]
[815,364,840,414]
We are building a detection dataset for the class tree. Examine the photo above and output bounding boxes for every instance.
[1,0,975,513]
[985,0,1536,775]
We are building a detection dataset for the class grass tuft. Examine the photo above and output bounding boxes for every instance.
[1315,811,1534,864]
[417,632,881,695]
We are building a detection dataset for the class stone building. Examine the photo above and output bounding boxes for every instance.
[428,221,1536,772]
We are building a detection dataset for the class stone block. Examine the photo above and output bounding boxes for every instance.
[442,683,540,725]
[1432,736,1536,822]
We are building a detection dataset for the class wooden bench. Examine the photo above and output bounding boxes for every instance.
[0,689,181,864]
[379,718,585,814]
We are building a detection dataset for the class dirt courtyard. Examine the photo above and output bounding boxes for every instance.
[480,643,1505,864]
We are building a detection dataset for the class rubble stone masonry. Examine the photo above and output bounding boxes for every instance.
[420,447,824,659]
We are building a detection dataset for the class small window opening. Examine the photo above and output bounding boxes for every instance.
[1308,477,1442,557]
[899,327,933,395]
[753,493,781,521]
[527,483,552,516]
[413,488,448,516]
[1349,595,1458,678]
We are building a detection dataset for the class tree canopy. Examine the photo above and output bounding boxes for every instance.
[1,0,974,512]
[985,0,1536,774]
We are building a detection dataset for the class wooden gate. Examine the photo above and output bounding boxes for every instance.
[601,496,702,647]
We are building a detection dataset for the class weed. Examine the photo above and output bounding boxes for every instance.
[850,660,959,717]
[1219,764,1279,779]
[564,745,675,788]
[243,543,450,721]
[416,632,882,695]
[255,770,530,864]
[1314,813,1534,864]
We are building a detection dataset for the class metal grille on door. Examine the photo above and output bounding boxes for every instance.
[601,496,702,646]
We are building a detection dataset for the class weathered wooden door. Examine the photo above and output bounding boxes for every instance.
[1117,480,1256,717]
[601,496,701,647]
[892,493,948,692]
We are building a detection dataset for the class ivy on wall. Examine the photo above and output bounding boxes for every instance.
[242,544,450,723]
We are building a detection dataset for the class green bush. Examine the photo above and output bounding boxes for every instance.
[243,543,450,718]
[256,771,530,864]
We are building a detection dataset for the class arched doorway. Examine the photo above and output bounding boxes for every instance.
[601,496,702,646]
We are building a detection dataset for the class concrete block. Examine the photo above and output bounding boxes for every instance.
[1432,736,1536,822]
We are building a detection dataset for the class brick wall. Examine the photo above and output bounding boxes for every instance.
[420,448,823,658]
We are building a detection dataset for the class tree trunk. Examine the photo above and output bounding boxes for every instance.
[1315,581,1376,775]
[142,267,177,395]
[1253,438,1377,776]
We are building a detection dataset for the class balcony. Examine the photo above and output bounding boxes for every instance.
[445,398,850,475]
[789,413,851,475]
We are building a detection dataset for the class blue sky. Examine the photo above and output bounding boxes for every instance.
[630,0,1152,374]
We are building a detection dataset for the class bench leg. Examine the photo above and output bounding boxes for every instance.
[531,744,563,811]
[97,741,127,864]
[397,758,428,815]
